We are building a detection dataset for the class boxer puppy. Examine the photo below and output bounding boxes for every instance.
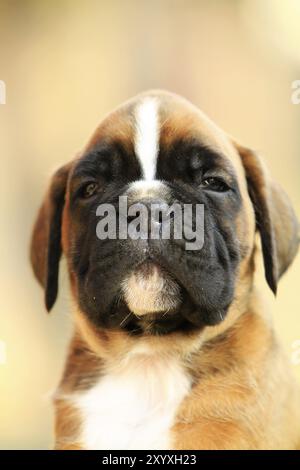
[30,90,300,449]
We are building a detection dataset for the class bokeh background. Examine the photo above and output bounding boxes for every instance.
[0,0,300,450]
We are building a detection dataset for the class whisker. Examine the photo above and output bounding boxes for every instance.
[119,311,132,327]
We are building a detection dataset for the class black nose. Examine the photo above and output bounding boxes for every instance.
[126,198,174,240]
[127,198,169,223]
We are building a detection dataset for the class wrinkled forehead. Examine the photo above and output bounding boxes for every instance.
[80,91,243,180]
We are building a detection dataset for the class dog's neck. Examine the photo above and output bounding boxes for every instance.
[71,285,273,379]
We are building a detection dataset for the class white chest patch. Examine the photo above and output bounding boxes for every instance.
[134,98,160,181]
[74,352,191,450]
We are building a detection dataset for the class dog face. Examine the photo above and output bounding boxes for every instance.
[31,91,299,338]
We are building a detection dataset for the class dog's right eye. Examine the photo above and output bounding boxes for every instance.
[82,182,99,198]
[200,177,230,192]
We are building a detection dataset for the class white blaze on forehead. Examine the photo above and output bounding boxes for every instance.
[134,98,160,181]
[128,179,168,199]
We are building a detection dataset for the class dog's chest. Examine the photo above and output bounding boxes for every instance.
[74,354,191,450]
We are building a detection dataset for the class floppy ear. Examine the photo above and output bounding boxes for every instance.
[233,142,299,294]
[30,163,71,311]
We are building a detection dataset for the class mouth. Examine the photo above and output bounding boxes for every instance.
[80,236,234,334]
[122,260,182,317]
[118,259,206,335]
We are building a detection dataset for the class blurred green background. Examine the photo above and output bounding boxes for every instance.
[0,0,299,450]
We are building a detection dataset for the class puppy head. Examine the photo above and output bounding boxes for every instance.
[30,90,299,338]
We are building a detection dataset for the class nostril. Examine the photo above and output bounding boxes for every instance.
[127,211,140,224]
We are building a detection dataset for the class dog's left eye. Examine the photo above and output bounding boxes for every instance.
[200,177,229,192]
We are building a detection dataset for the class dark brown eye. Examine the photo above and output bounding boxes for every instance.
[201,177,229,192]
[83,182,98,198]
